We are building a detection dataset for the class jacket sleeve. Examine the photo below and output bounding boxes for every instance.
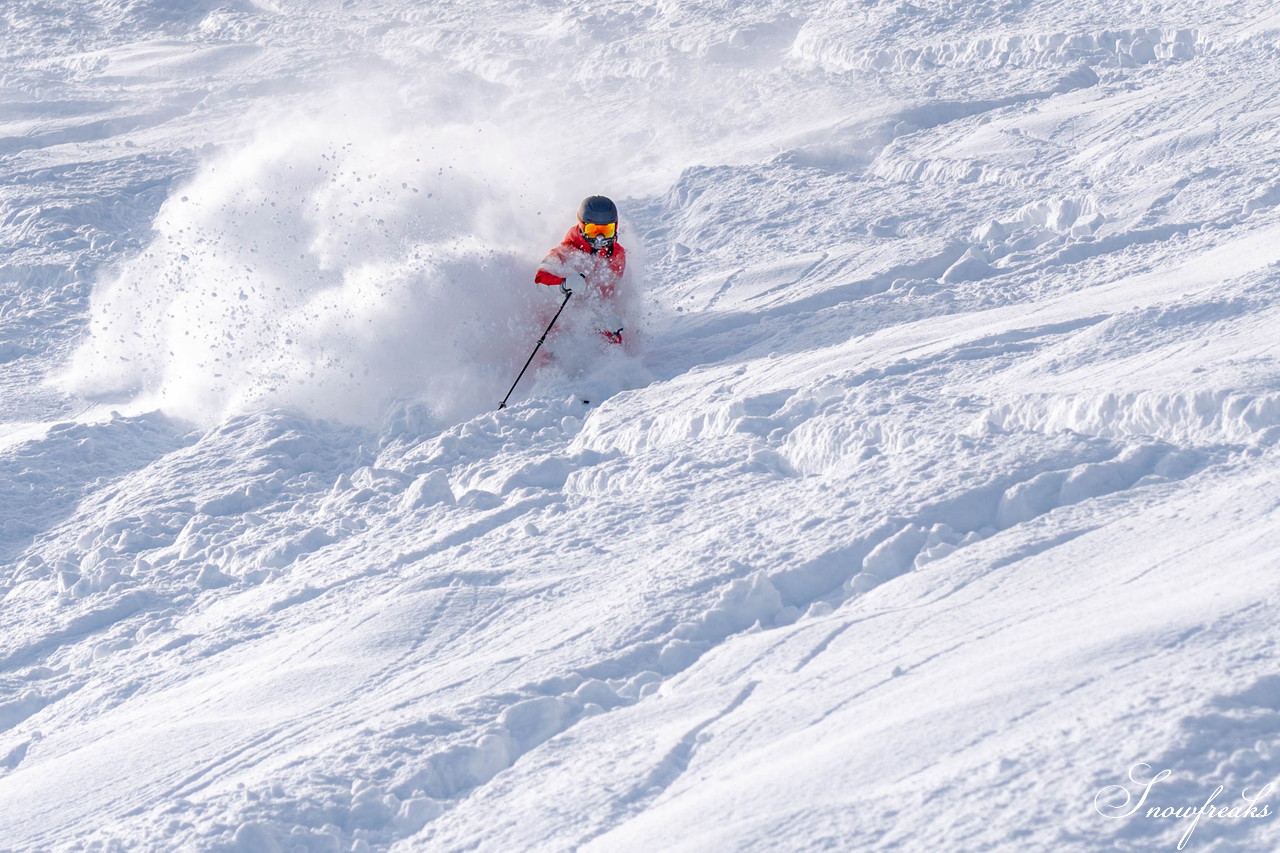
[535,243,577,287]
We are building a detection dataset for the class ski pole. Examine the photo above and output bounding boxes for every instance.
[498,286,573,410]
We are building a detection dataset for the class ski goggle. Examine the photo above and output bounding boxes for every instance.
[581,221,616,239]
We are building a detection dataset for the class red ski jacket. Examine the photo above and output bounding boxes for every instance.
[534,227,627,299]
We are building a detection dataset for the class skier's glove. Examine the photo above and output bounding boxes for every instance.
[563,273,586,297]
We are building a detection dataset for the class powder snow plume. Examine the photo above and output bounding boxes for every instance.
[58,20,844,430]
[62,86,584,428]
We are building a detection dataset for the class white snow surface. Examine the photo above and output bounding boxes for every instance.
[3,0,1280,850]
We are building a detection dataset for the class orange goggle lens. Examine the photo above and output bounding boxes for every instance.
[582,221,616,239]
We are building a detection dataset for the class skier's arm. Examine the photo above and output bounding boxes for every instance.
[535,249,572,286]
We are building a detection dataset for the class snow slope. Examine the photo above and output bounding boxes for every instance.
[3,0,1280,851]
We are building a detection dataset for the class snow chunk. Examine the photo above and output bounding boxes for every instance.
[401,470,455,510]
[499,696,572,752]
[708,571,784,634]
[617,671,663,700]
[196,563,235,589]
[573,679,622,709]
[862,523,928,580]
[500,456,574,494]
[231,822,281,853]
[941,248,995,284]
[658,639,706,675]
[394,796,443,835]
[848,572,883,594]
[996,471,1065,529]
[348,782,400,829]
[257,526,336,569]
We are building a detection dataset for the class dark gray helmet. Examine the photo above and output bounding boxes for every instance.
[577,195,618,225]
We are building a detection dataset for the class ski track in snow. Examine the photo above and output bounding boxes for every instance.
[4,0,1280,851]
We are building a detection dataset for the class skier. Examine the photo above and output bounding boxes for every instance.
[534,195,628,345]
